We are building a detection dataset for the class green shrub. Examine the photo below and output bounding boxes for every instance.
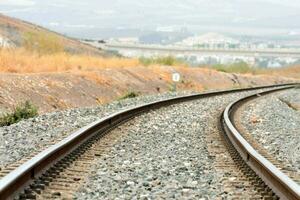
[22,31,64,54]
[139,57,152,66]
[139,56,183,66]
[0,101,38,127]
[156,56,177,66]
[168,84,176,92]
[118,91,139,100]
[212,62,257,74]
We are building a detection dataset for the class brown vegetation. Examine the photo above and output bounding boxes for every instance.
[1,48,299,81]
[211,62,300,79]
[0,48,139,73]
[259,66,300,79]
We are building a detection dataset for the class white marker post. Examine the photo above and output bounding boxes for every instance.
[172,72,180,92]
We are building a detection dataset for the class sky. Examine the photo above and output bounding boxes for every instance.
[1,0,300,38]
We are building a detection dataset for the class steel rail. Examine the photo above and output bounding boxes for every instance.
[223,85,300,200]
[0,83,297,199]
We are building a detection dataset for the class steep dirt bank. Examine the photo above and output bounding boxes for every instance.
[0,66,295,114]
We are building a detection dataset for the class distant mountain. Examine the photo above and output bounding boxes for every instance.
[139,29,191,45]
[2,0,300,38]
[0,14,103,55]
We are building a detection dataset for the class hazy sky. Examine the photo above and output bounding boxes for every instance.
[1,0,300,38]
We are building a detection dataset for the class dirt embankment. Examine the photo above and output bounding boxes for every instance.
[0,66,295,114]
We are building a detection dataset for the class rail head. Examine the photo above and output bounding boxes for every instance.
[0,83,298,199]
[223,86,300,199]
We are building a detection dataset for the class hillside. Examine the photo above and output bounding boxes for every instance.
[0,66,295,114]
[0,14,103,55]
[262,66,300,79]
[0,14,298,115]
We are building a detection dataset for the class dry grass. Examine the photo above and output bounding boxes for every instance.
[210,62,300,79]
[211,62,259,74]
[0,48,299,81]
[0,48,140,73]
[258,66,300,79]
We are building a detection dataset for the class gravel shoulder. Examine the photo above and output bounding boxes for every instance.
[0,92,196,170]
[239,88,300,181]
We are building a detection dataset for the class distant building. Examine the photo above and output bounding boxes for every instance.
[107,37,139,44]
[177,32,239,48]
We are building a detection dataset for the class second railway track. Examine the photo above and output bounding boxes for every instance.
[0,84,299,199]
[223,87,300,199]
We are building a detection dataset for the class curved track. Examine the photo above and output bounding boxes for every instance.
[222,86,300,199]
[0,83,298,199]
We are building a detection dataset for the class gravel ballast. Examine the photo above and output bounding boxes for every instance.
[77,103,221,199]
[240,88,300,179]
[74,89,271,199]
[0,87,278,198]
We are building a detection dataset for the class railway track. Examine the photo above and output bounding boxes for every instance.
[0,83,299,199]
[222,87,300,199]
[233,90,300,186]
